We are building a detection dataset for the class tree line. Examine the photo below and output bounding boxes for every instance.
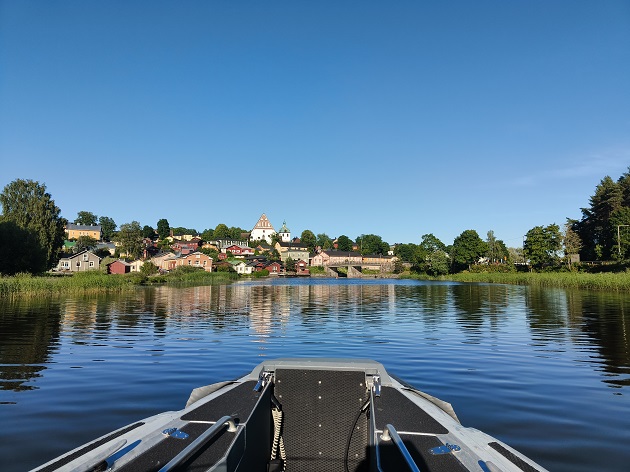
[1,170,629,275]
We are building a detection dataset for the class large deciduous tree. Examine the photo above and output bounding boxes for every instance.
[116,221,144,259]
[317,233,333,250]
[523,224,562,270]
[74,211,98,226]
[142,225,155,239]
[75,235,98,252]
[451,230,487,271]
[336,235,353,252]
[99,216,116,241]
[213,223,230,240]
[356,234,389,255]
[0,179,65,273]
[393,243,417,263]
[300,230,317,252]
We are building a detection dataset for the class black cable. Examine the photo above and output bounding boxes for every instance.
[344,399,371,472]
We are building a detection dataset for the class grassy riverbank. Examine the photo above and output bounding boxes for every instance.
[0,270,239,297]
[405,271,630,291]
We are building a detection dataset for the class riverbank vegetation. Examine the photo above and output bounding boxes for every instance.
[404,271,630,291]
[2,168,630,294]
[0,268,238,297]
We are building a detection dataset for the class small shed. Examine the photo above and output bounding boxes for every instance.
[107,260,131,274]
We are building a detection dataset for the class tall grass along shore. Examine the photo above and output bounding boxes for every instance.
[0,270,238,297]
[429,271,630,291]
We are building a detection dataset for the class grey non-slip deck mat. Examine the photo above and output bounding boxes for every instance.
[38,422,144,472]
[274,368,369,472]
[374,386,449,434]
[181,380,260,422]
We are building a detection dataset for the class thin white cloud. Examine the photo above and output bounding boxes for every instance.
[508,147,630,187]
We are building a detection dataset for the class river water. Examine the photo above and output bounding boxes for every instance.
[1,278,629,471]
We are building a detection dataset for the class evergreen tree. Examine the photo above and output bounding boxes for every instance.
[156,218,170,240]
[575,175,623,260]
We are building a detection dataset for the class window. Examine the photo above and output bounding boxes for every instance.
[83,254,89,261]
[89,261,95,268]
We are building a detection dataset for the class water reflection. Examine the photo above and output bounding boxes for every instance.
[1,280,629,392]
[0,298,61,392]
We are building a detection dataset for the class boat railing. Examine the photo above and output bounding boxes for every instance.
[375,423,422,472]
[157,415,238,472]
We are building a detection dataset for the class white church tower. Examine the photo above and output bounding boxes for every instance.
[278,221,291,242]
[250,213,276,245]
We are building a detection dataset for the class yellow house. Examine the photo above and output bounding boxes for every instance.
[66,224,102,240]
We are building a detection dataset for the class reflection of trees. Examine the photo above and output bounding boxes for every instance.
[0,298,62,391]
[574,291,630,388]
[525,286,570,343]
[451,284,510,338]
[526,287,630,388]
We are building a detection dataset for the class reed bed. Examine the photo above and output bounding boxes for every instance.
[0,272,136,297]
[445,271,630,291]
[0,269,238,297]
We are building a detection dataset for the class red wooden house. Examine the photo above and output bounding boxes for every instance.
[224,245,254,257]
[265,261,283,275]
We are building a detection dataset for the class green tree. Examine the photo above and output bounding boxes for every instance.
[142,225,155,239]
[171,226,197,236]
[200,247,219,260]
[300,230,317,252]
[574,175,623,260]
[317,233,333,250]
[610,207,630,260]
[75,235,98,252]
[116,221,144,259]
[0,179,65,272]
[156,218,170,240]
[270,232,282,246]
[425,250,449,276]
[451,230,487,271]
[201,228,215,242]
[140,261,158,276]
[213,223,230,240]
[523,224,562,270]
[229,226,245,239]
[0,220,47,275]
[336,235,353,252]
[285,257,296,272]
[356,234,389,255]
[486,230,509,263]
[393,243,417,263]
[99,216,116,241]
[563,220,582,267]
[419,234,446,253]
[74,211,98,226]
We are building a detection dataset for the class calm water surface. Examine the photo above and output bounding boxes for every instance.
[1,279,629,471]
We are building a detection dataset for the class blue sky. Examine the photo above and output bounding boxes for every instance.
[1,1,629,247]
